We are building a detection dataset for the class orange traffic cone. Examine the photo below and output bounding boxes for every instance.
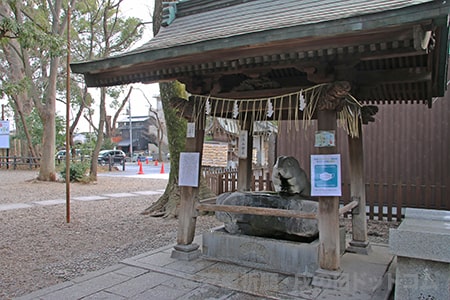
[154,159,158,166]
[137,160,144,174]
[145,157,149,164]
[160,162,165,174]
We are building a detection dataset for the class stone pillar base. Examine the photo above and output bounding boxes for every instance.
[312,268,347,289]
[347,240,372,255]
[171,243,201,261]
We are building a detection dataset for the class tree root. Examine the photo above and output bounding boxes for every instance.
[148,211,165,217]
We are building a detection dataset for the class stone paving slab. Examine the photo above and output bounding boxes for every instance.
[71,196,109,201]
[105,272,173,298]
[17,242,394,300]
[132,191,163,196]
[71,265,125,284]
[133,251,178,267]
[17,281,75,300]
[114,266,148,279]
[0,192,398,239]
[1,191,162,213]
[42,272,131,300]
[176,284,246,300]
[164,257,218,275]
[34,199,66,206]
[0,203,33,211]
[82,291,125,300]
[101,193,138,198]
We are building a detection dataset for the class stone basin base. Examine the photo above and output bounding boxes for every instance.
[202,227,319,276]
[390,208,450,300]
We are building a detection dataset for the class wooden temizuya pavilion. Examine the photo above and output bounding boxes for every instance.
[71,0,449,276]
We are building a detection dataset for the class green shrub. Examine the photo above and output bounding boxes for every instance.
[60,162,89,182]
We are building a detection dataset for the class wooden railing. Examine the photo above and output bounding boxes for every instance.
[202,167,273,195]
[0,155,91,170]
[203,168,448,222]
[0,156,41,169]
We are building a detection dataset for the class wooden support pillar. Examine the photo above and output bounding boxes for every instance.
[172,111,205,261]
[347,120,371,254]
[316,109,341,271]
[312,109,345,289]
[238,117,253,192]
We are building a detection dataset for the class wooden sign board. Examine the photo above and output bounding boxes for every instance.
[238,130,248,158]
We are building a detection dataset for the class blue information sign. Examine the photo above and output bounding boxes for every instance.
[310,154,341,196]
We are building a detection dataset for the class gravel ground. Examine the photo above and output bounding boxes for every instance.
[0,170,222,299]
[0,170,398,300]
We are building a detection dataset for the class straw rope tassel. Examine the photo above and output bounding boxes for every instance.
[189,83,362,137]
[295,91,300,131]
[272,97,277,120]
[201,98,207,129]
[278,96,283,126]
[213,97,219,118]
[264,98,269,123]
[192,96,198,125]
[242,101,248,130]
[251,100,257,133]
[194,96,200,127]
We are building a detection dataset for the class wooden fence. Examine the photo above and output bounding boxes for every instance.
[0,156,41,169]
[0,156,92,170]
[202,167,273,195]
[203,168,448,222]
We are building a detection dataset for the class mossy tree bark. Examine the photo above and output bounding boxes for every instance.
[142,81,186,217]
[142,0,215,218]
[141,82,216,217]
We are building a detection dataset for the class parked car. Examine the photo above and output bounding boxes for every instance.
[55,150,66,160]
[55,149,82,160]
[131,152,146,163]
[97,150,126,166]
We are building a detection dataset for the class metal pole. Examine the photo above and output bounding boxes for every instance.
[129,98,133,158]
[65,5,71,223]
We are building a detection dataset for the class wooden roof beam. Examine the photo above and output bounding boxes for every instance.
[351,67,432,85]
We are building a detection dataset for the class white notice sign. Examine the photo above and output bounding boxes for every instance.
[179,152,200,187]
[186,122,195,138]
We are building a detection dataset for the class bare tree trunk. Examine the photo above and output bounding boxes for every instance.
[37,56,58,181]
[147,106,164,162]
[1,48,37,159]
[89,87,107,181]
[110,87,133,139]
[13,100,38,159]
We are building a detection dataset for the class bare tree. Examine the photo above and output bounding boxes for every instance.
[68,0,146,180]
[134,89,166,161]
